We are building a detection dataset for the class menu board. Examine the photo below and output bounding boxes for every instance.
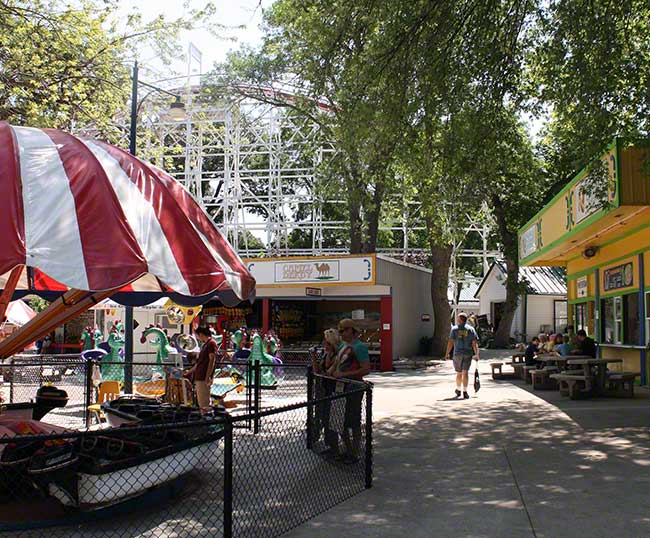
[576,276,588,298]
[603,262,633,291]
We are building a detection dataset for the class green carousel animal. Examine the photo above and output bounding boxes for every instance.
[249,333,278,386]
[80,326,94,352]
[93,327,103,347]
[140,325,176,377]
[101,322,125,382]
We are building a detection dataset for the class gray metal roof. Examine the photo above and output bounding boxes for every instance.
[518,265,567,295]
[448,279,480,303]
[474,261,567,297]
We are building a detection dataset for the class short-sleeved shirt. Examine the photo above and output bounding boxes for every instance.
[577,337,597,358]
[525,343,539,365]
[555,343,571,356]
[336,339,369,380]
[195,337,218,381]
[449,324,478,357]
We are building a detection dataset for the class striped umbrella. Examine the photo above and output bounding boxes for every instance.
[0,122,255,355]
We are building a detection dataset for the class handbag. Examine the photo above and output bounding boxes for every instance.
[474,368,481,393]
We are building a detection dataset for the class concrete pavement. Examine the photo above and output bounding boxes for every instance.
[285,351,650,538]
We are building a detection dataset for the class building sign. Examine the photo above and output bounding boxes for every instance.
[520,224,538,259]
[573,177,602,225]
[603,262,634,292]
[245,255,375,287]
[518,141,621,264]
[275,260,341,283]
[576,276,588,298]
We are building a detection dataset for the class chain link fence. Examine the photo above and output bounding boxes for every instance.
[2,355,88,429]
[0,374,372,538]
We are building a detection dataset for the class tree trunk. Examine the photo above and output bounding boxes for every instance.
[429,240,452,357]
[347,169,363,254]
[492,194,520,348]
[362,182,384,253]
[349,196,363,254]
[493,256,520,347]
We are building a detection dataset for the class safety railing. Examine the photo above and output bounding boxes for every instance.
[0,375,372,538]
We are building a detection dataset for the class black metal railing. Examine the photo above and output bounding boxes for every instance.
[0,371,372,538]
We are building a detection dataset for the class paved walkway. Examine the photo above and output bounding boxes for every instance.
[286,350,650,538]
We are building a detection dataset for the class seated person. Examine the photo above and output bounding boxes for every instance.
[525,337,540,367]
[553,334,572,356]
[573,329,597,357]
[543,334,556,353]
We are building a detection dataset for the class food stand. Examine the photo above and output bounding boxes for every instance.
[243,254,435,371]
[518,139,650,381]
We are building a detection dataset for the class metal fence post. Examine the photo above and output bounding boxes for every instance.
[245,363,252,430]
[253,359,261,434]
[85,357,93,428]
[9,358,14,404]
[365,384,373,489]
[306,366,314,450]
[223,419,233,538]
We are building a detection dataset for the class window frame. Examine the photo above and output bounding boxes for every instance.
[554,300,568,334]
[574,302,588,334]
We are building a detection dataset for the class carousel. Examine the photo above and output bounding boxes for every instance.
[0,122,256,527]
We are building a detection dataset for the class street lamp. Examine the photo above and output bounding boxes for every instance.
[124,61,186,392]
[129,61,187,156]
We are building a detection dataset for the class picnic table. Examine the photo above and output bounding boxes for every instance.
[510,352,526,365]
[526,354,568,389]
[566,357,623,396]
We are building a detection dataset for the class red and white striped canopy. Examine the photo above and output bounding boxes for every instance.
[0,122,255,303]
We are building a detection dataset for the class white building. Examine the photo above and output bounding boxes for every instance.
[449,279,480,319]
[474,261,567,341]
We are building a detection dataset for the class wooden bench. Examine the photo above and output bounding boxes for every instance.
[491,362,519,380]
[530,368,558,390]
[605,372,640,398]
[491,362,504,379]
[522,365,537,384]
[550,373,592,399]
[513,363,525,380]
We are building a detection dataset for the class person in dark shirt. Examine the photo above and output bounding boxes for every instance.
[185,326,219,407]
[525,337,540,366]
[573,329,597,358]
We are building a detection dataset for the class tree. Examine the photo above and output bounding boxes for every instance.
[211,0,413,253]
[0,0,220,133]
[531,0,650,177]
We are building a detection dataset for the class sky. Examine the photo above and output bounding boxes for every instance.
[117,0,274,80]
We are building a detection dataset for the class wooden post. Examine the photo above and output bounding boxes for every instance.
[379,296,393,372]
[262,298,270,333]
[0,266,23,324]
[0,289,113,358]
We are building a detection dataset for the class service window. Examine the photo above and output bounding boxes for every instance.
[575,303,587,333]
[623,293,640,345]
[554,300,568,334]
[602,293,640,345]
[646,291,650,347]
[602,296,622,344]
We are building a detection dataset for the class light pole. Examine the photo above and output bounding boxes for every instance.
[124,61,187,393]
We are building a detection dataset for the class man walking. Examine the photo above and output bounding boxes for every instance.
[445,312,479,399]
